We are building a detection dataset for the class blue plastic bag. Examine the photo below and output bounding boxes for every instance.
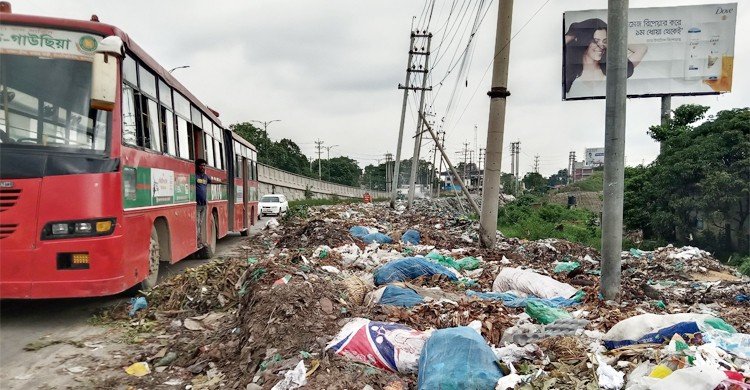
[349,226,370,238]
[374,257,458,286]
[418,327,503,390]
[379,285,424,307]
[466,290,583,308]
[362,233,393,244]
[129,296,148,316]
[401,229,421,245]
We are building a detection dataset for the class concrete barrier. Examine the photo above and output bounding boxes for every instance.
[257,163,388,201]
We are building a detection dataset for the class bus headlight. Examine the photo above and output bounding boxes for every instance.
[42,218,116,240]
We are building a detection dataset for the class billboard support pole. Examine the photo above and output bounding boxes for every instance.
[479,0,514,248]
[601,0,629,301]
[659,95,671,154]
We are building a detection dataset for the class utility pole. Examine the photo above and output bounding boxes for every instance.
[568,151,576,184]
[601,0,629,301]
[509,144,515,193]
[391,32,428,208]
[463,142,470,183]
[479,0,513,247]
[420,111,480,216]
[324,145,338,180]
[385,153,393,192]
[533,155,540,173]
[514,141,520,192]
[659,95,671,154]
[314,139,324,180]
[407,33,433,209]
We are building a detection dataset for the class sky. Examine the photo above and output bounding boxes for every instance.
[15,0,749,177]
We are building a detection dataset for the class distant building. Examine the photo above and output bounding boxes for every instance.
[573,161,594,182]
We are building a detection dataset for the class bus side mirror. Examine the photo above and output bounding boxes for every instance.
[90,36,124,112]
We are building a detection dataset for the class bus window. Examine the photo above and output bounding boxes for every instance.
[161,107,176,155]
[140,96,161,152]
[213,138,223,170]
[204,133,215,167]
[138,64,157,99]
[191,105,202,127]
[123,55,137,86]
[158,80,172,109]
[177,117,191,160]
[122,85,138,145]
[174,93,190,119]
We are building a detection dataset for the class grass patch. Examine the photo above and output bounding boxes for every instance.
[498,195,602,249]
[558,172,603,192]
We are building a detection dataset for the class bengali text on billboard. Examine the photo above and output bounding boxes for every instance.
[562,3,737,100]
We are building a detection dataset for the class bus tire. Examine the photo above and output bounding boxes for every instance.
[140,227,160,291]
[198,213,217,258]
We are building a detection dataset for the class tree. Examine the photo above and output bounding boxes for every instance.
[313,156,362,187]
[230,122,312,177]
[500,173,517,195]
[522,172,547,193]
[624,105,750,258]
[548,169,569,187]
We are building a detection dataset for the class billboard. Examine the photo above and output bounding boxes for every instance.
[562,3,737,100]
[585,147,605,166]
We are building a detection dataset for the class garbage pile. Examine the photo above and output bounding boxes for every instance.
[115,201,748,389]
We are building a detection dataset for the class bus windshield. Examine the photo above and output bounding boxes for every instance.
[0,53,109,153]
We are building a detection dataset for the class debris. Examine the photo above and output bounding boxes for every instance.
[327,318,430,374]
[368,285,424,307]
[362,233,393,244]
[603,313,729,349]
[595,354,624,389]
[129,296,148,316]
[492,267,579,299]
[273,275,292,286]
[417,326,503,389]
[155,352,178,367]
[320,265,340,274]
[266,218,280,229]
[553,261,580,273]
[401,229,421,245]
[65,366,88,374]
[374,257,458,285]
[124,362,151,377]
[525,301,572,325]
[271,361,307,390]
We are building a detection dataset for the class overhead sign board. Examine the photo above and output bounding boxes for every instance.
[562,3,737,100]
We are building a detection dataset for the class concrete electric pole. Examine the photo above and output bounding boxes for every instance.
[479,0,513,248]
[407,33,433,209]
[601,0,629,301]
[390,33,417,208]
[314,139,324,180]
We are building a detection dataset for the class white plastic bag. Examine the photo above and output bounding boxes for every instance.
[492,267,578,299]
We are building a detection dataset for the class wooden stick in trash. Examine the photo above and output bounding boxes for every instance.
[419,110,481,217]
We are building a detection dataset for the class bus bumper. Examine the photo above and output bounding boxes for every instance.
[0,235,129,299]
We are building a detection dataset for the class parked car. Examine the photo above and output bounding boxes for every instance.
[258,194,289,218]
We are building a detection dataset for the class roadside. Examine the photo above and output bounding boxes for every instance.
[0,218,269,390]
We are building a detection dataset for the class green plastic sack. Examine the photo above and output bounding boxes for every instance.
[553,261,580,273]
[425,252,460,270]
[525,301,572,324]
[704,317,737,333]
[456,256,481,271]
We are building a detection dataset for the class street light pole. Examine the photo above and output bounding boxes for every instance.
[324,145,339,180]
[168,65,190,73]
[250,119,281,133]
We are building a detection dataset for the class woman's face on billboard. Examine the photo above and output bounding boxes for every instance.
[586,29,607,62]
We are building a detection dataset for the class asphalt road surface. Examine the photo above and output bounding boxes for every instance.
[0,216,271,372]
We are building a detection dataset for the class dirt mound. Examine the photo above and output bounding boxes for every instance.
[276,219,356,249]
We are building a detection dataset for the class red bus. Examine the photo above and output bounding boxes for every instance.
[0,4,260,298]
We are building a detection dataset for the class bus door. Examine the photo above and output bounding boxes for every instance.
[241,155,249,230]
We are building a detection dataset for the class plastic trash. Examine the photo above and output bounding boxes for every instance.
[271,360,307,390]
[553,261,580,273]
[273,275,292,286]
[349,226,370,238]
[649,366,726,390]
[368,285,424,307]
[265,218,280,229]
[129,297,148,317]
[456,256,481,271]
[525,301,572,325]
[320,265,340,274]
[492,267,578,299]
[373,257,458,286]
[326,318,430,373]
[466,290,583,308]
[417,326,503,390]
[401,229,421,245]
[125,362,151,377]
[595,355,624,390]
[362,233,393,244]
[426,252,482,271]
[649,364,673,378]
[630,248,645,257]
[701,328,750,360]
[602,313,727,350]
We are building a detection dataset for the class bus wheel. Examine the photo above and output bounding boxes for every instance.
[198,213,217,258]
[141,227,160,290]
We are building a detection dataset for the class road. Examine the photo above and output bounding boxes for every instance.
[0,216,272,387]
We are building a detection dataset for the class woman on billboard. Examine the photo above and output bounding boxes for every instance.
[564,18,648,96]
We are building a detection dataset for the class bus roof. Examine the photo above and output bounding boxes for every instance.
[1,10,239,141]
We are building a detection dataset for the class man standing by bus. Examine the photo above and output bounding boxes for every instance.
[195,159,225,247]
